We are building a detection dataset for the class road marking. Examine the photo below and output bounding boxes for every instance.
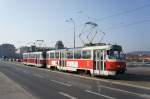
[99,85,150,98]
[85,90,116,99]
[51,79,72,87]
[59,92,77,99]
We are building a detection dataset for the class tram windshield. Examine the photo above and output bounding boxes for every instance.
[107,50,125,60]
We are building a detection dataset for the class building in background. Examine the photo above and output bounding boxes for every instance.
[16,46,31,54]
[0,41,65,60]
[15,46,31,59]
[126,51,150,62]
[0,44,16,59]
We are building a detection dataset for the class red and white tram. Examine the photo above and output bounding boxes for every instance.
[23,52,46,67]
[23,44,126,76]
[46,44,126,76]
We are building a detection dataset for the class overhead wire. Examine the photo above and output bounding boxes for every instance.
[93,4,150,22]
[63,3,150,33]
[104,19,150,31]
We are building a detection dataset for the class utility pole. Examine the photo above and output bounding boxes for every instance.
[66,18,76,48]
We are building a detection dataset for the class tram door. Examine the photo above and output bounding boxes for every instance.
[59,52,63,70]
[59,51,65,70]
[93,50,105,75]
[36,54,40,66]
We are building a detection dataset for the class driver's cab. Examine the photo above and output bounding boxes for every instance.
[106,45,126,74]
[93,45,126,76]
[106,45,125,61]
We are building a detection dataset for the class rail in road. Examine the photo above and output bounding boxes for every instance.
[0,61,150,99]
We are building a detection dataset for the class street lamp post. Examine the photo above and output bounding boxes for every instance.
[66,18,76,48]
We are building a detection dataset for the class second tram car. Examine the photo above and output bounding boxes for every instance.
[23,52,46,67]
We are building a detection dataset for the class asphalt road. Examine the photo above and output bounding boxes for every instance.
[0,61,150,99]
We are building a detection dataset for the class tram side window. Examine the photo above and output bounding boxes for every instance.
[67,51,73,59]
[30,54,32,58]
[74,50,81,59]
[55,52,59,58]
[50,52,55,58]
[61,52,67,59]
[29,54,31,58]
[61,52,64,58]
[82,50,91,59]
[23,54,25,58]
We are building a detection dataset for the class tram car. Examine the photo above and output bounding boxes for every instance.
[23,52,46,67]
[46,44,126,76]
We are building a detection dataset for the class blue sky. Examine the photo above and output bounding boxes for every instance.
[0,0,150,52]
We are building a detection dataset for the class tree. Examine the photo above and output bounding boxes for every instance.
[55,41,64,49]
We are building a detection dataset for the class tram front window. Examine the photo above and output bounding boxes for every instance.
[107,50,124,60]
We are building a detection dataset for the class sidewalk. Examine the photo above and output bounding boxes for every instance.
[0,72,38,99]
